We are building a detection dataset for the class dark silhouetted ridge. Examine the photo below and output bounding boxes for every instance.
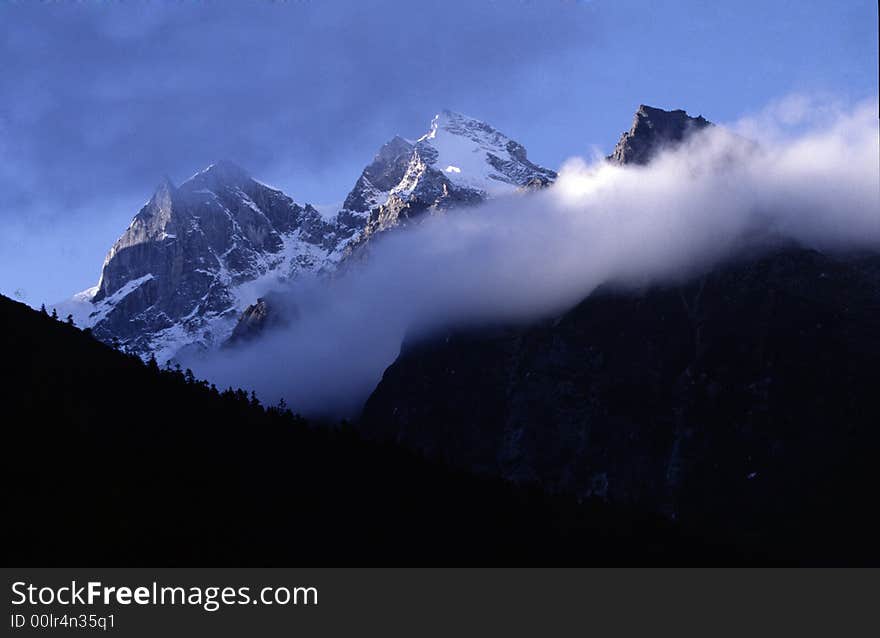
[1,293,736,565]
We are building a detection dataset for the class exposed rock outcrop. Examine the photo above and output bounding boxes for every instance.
[608,105,712,165]
[78,161,334,359]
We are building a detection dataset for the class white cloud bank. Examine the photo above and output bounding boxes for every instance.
[188,97,880,417]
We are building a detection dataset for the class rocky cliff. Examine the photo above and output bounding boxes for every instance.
[69,161,334,359]
[608,104,712,165]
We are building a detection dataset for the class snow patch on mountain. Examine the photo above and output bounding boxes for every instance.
[89,274,155,325]
[417,110,550,195]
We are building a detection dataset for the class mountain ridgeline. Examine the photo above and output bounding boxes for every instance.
[63,110,557,360]
[87,162,337,359]
[344,109,557,247]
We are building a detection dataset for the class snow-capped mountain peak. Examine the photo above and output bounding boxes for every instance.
[67,160,339,360]
[181,159,254,192]
[336,110,557,246]
[415,109,555,195]
[65,112,558,362]
[421,109,504,145]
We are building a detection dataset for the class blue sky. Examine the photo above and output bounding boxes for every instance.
[1,0,877,305]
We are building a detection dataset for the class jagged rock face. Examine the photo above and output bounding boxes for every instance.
[360,248,880,542]
[328,135,416,251]
[68,112,556,360]
[225,292,296,346]
[226,298,272,345]
[342,136,415,214]
[343,110,557,248]
[86,161,335,359]
[609,105,712,166]
[519,175,555,192]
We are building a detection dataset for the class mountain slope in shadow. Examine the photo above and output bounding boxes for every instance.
[361,247,880,565]
[2,294,738,565]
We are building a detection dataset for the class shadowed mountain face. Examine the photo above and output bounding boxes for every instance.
[608,105,712,165]
[78,161,336,360]
[360,247,880,563]
[2,293,738,565]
